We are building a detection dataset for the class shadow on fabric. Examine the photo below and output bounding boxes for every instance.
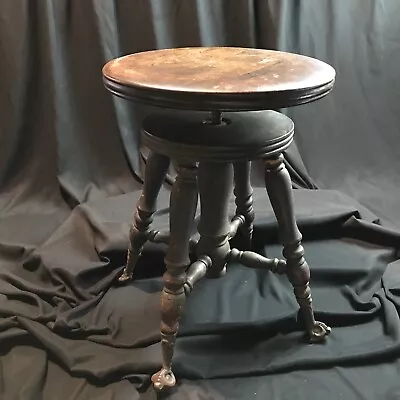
[0,188,399,399]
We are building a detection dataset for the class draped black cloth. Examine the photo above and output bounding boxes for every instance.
[0,1,399,399]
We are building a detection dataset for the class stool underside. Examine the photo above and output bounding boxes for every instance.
[141,110,295,162]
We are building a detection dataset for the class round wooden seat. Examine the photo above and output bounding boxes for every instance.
[141,110,294,162]
[102,47,335,111]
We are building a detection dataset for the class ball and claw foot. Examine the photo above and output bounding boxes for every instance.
[308,321,332,343]
[151,368,176,391]
[118,270,132,283]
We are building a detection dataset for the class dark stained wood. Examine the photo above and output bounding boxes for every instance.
[264,155,331,341]
[196,162,233,278]
[119,152,170,282]
[233,162,255,249]
[103,47,335,391]
[152,162,198,391]
[141,110,294,162]
[102,47,335,111]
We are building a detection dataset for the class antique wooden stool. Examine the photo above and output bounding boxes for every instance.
[102,47,336,391]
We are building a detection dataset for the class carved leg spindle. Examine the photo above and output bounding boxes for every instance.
[196,162,233,278]
[119,151,170,282]
[233,161,255,249]
[264,154,331,342]
[152,163,198,391]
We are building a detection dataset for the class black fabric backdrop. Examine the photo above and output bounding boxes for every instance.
[1,1,400,399]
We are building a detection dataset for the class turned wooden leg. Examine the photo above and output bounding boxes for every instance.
[264,154,331,342]
[151,163,198,391]
[196,162,232,278]
[233,161,255,249]
[119,151,170,282]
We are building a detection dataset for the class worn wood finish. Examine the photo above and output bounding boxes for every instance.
[196,162,233,278]
[117,112,332,391]
[120,152,170,282]
[229,248,286,274]
[183,255,212,295]
[103,47,335,111]
[102,47,336,392]
[126,113,331,391]
[141,110,294,163]
[233,162,255,249]
[151,163,198,391]
[264,155,331,341]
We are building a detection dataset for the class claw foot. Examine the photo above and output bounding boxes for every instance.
[118,270,133,283]
[151,368,176,391]
[309,321,331,343]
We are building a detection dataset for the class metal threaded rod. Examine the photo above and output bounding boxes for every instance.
[203,110,223,125]
[210,110,222,125]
